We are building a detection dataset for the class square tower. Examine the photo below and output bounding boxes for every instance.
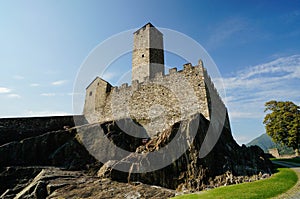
[132,23,165,82]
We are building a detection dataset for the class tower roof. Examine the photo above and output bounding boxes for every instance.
[143,22,154,28]
[86,76,111,89]
[133,22,163,35]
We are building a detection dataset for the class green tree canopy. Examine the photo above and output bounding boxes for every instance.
[263,100,300,156]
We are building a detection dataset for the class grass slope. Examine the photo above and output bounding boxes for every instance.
[173,167,297,199]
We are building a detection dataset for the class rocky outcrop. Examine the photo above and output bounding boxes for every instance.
[0,115,86,146]
[90,114,272,191]
[0,129,98,198]
[0,129,95,169]
[0,167,43,198]
[0,167,175,198]
[0,114,272,198]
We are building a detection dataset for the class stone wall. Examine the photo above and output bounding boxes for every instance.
[132,23,164,82]
[84,60,229,137]
[203,67,231,130]
[268,148,280,158]
[83,77,112,115]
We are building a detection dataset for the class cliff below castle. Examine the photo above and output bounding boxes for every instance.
[0,114,272,198]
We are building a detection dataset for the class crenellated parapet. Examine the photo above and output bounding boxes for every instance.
[83,59,230,136]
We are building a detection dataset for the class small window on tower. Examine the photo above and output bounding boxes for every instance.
[89,91,92,96]
[142,54,144,58]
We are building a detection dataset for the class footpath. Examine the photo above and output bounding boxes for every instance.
[272,161,300,199]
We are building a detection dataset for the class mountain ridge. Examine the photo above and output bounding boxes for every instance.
[246,133,294,155]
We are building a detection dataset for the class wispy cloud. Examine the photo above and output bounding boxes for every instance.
[0,87,11,94]
[13,75,25,80]
[41,93,56,97]
[30,83,40,87]
[51,80,67,86]
[24,110,71,117]
[221,55,300,119]
[7,94,21,99]
[41,92,72,97]
[223,55,300,90]
[67,92,85,96]
[102,72,116,80]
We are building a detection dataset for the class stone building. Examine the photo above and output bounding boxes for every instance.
[83,23,230,137]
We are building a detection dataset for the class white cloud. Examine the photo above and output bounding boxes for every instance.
[24,110,71,117]
[222,55,300,119]
[13,75,24,80]
[229,111,261,119]
[67,92,85,96]
[30,83,40,87]
[0,87,11,94]
[51,80,67,86]
[41,93,72,97]
[41,93,56,97]
[102,72,116,80]
[7,94,21,98]
[222,55,300,89]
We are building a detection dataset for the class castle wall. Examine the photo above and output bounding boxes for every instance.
[202,68,230,130]
[84,61,229,137]
[83,22,230,138]
[83,77,112,116]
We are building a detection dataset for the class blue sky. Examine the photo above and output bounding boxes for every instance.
[0,0,300,144]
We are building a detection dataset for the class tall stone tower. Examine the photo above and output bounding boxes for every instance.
[132,23,165,82]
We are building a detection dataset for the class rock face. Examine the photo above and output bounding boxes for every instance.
[0,116,98,198]
[0,129,95,170]
[0,115,85,146]
[91,114,272,191]
[0,114,272,198]
[0,167,175,199]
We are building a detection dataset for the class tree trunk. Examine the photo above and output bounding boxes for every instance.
[295,148,299,157]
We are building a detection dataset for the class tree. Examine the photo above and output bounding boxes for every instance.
[263,100,300,156]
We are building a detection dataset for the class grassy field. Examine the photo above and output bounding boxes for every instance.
[172,167,297,199]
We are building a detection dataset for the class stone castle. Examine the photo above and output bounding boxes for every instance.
[0,23,274,198]
[83,23,230,137]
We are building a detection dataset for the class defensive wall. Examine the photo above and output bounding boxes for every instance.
[84,60,229,137]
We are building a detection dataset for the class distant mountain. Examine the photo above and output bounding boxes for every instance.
[246,134,275,152]
[247,133,294,155]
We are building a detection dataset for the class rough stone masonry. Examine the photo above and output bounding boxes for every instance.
[83,22,230,137]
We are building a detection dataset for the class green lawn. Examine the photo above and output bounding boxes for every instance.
[172,167,297,199]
